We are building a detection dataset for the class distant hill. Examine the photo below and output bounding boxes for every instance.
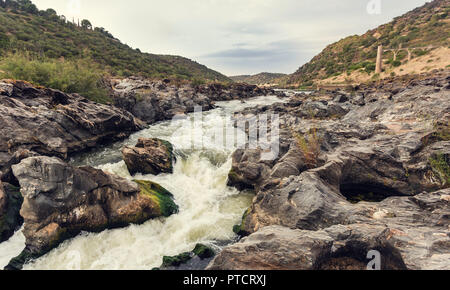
[0,0,230,82]
[230,72,287,85]
[287,0,450,87]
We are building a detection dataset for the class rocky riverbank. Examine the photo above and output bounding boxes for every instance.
[6,156,178,270]
[209,71,450,270]
[0,77,283,269]
[109,77,285,123]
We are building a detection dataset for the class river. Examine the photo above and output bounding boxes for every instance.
[0,95,285,270]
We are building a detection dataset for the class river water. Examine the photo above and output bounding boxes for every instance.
[0,95,285,270]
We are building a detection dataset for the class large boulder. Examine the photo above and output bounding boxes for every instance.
[209,188,450,270]
[122,138,174,175]
[222,72,450,270]
[207,224,407,270]
[111,78,215,123]
[6,156,178,269]
[0,80,144,184]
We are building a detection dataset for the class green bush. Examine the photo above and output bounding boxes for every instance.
[391,60,402,67]
[0,53,111,103]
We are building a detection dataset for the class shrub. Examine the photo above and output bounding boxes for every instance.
[0,53,111,103]
[391,60,402,67]
[430,154,450,187]
[292,128,321,169]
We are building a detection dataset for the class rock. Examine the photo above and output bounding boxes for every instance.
[157,243,216,270]
[220,72,450,270]
[0,149,38,185]
[333,93,349,103]
[270,143,308,178]
[110,78,279,124]
[0,80,144,181]
[227,149,275,191]
[210,188,450,270]
[6,156,178,269]
[122,138,174,175]
[207,224,407,270]
[0,181,23,243]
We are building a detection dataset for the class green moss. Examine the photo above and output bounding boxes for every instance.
[433,122,450,141]
[430,153,450,187]
[158,139,175,171]
[160,243,215,268]
[134,180,178,217]
[162,252,192,267]
[193,244,215,259]
[232,208,251,237]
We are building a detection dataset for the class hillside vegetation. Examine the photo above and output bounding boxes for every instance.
[0,0,230,101]
[230,72,287,86]
[287,0,450,87]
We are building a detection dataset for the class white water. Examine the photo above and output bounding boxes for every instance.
[0,95,285,270]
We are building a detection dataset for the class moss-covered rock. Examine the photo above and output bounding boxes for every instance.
[134,180,179,217]
[232,208,251,237]
[162,252,193,267]
[6,156,179,270]
[159,244,216,269]
[193,244,215,259]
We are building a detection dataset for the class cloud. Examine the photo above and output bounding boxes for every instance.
[31,0,430,75]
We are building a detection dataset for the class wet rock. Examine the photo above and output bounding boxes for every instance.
[207,224,407,270]
[0,181,23,243]
[122,138,174,175]
[211,187,450,270]
[157,244,216,270]
[6,156,178,269]
[220,72,450,270]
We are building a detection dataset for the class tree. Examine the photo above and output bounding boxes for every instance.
[81,19,92,30]
[18,0,38,14]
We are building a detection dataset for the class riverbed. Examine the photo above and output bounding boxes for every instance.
[0,95,285,270]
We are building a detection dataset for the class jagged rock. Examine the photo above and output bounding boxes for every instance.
[110,78,282,124]
[227,149,275,191]
[0,181,23,243]
[222,72,450,270]
[207,224,408,270]
[0,149,38,185]
[210,188,450,270]
[0,80,144,181]
[6,156,178,269]
[122,138,174,175]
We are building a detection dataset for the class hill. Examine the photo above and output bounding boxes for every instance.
[230,72,287,86]
[0,0,230,86]
[287,0,450,87]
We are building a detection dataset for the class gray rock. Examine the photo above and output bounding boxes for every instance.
[122,138,174,175]
[207,224,407,270]
[222,73,450,270]
[7,156,178,269]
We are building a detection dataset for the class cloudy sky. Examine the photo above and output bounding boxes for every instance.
[32,0,429,76]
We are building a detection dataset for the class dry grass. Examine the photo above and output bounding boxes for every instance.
[292,128,322,169]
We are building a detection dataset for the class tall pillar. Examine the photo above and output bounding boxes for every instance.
[407,49,412,62]
[375,45,383,74]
